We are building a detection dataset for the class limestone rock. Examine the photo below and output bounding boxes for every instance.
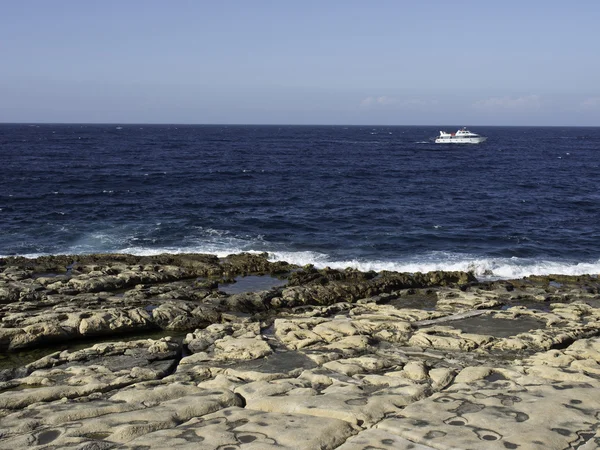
[121,406,355,449]
[337,428,437,450]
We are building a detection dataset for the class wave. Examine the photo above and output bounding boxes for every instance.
[3,227,599,280]
[266,251,600,280]
[4,247,598,281]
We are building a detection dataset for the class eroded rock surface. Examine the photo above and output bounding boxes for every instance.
[1,253,600,449]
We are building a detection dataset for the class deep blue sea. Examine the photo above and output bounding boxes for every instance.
[1,124,599,279]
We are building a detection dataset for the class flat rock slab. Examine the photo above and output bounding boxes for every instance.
[0,385,242,448]
[0,338,180,411]
[376,381,600,450]
[337,428,437,450]
[121,406,356,449]
[246,383,430,427]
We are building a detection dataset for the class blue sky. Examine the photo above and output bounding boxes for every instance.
[1,0,599,125]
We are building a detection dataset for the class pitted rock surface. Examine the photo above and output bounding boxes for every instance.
[1,254,600,449]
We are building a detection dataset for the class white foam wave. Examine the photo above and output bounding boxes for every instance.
[47,225,269,259]
[267,251,600,280]
[115,245,263,258]
[4,232,599,280]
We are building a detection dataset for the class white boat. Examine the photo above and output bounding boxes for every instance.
[435,127,487,144]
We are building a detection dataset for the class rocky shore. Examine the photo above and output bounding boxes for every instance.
[1,253,600,449]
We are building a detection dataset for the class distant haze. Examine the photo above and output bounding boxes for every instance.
[2,1,599,126]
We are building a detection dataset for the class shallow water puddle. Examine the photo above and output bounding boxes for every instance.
[32,272,64,279]
[581,298,600,309]
[0,330,185,371]
[387,293,438,310]
[444,315,545,338]
[501,300,552,312]
[219,275,286,294]
[228,350,317,373]
[37,430,61,445]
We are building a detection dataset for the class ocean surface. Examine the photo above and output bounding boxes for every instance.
[1,124,599,280]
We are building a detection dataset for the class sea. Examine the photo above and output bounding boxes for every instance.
[1,124,599,280]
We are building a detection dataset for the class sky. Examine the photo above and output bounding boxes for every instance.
[1,0,599,126]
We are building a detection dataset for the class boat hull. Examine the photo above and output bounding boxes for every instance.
[435,136,487,144]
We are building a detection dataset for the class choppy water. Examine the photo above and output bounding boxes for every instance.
[1,124,600,279]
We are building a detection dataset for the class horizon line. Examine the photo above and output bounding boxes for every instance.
[1,122,598,128]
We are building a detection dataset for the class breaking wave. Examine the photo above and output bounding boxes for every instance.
[5,240,599,281]
[266,251,600,280]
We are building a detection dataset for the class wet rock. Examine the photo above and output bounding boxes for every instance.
[0,338,180,412]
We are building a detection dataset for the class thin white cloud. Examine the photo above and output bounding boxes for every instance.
[361,96,398,106]
[473,95,542,110]
[579,97,600,109]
